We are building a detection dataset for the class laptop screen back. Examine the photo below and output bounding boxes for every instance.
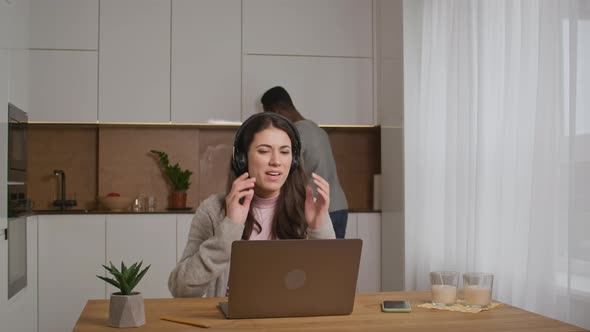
[221,239,362,319]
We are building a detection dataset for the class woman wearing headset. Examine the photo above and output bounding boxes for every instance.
[169,112,335,298]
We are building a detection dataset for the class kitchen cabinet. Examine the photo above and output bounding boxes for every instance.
[106,215,176,298]
[99,0,170,123]
[243,55,374,125]
[176,214,193,261]
[38,215,106,332]
[28,50,98,122]
[357,213,382,292]
[30,0,99,50]
[0,217,39,332]
[9,49,29,111]
[0,229,7,326]
[0,0,30,50]
[171,0,241,123]
[346,213,381,292]
[3,216,38,332]
[345,215,358,240]
[1,0,30,127]
[0,213,35,331]
[0,0,12,49]
[243,0,372,57]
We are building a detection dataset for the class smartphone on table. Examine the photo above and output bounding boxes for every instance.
[381,300,412,313]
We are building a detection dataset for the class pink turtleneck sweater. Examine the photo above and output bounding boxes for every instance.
[248,194,279,240]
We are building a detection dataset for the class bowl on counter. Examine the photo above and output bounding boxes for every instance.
[99,196,134,212]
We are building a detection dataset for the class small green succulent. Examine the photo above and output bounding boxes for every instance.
[97,261,151,295]
[150,150,193,191]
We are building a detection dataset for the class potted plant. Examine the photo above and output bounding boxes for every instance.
[150,150,193,209]
[97,261,151,328]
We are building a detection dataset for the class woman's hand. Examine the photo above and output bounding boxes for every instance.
[226,172,256,225]
[305,173,330,229]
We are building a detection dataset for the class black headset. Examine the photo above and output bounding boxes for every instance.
[232,112,302,176]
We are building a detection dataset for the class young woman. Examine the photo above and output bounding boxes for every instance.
[168,112,335,298]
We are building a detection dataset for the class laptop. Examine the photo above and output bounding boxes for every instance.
[218,239,362,319]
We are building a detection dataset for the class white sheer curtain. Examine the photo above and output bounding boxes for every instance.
[404,0,590,328]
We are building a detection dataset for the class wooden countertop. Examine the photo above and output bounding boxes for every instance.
[33,209,377,215]
[33,209,194,215]
[348,208,381,213]
[74,291,586,331]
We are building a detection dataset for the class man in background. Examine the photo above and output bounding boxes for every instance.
[261,86,349,238]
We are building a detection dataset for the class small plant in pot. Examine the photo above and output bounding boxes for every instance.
[97,261,151,328]
[150,150,193,209]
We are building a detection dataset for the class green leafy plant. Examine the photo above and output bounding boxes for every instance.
[97,261,151,295]
[150,150,193,191]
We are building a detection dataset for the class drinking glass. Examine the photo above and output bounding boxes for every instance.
[430,271,459,306]
[147,196,156,212]
[132,196,144,212]
[463,273,494,308]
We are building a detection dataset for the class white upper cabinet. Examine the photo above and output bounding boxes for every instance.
[28,50,98,122]
[0,0,12,49]
[243,0,372,57]
[0,0,30,50]
[9,49,29,111]
[243,55,374,125]
[30,0,99,50]
[171,0,241,123]
[99,0,170,123]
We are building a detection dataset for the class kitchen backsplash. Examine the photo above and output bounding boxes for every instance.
[28,125,99,210]
[27,125,381,211]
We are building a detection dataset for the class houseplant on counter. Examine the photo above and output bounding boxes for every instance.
[150,150,193,209]
[97,261,151,328]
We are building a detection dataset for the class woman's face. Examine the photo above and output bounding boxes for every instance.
[247,126,293,198]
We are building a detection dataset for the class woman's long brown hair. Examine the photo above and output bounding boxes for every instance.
[225,114,308,239]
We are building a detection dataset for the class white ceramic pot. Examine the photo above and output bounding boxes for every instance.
[108,292,145,328]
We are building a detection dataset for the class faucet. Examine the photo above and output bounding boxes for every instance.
[52,169,77,211]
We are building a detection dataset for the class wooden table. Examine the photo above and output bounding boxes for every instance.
[74,291,587,331]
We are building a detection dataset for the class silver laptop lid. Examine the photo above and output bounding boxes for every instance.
[221,239,362,319]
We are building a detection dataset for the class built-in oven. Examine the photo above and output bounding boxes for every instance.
[8,103,27,184]
[7,103,28,299]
